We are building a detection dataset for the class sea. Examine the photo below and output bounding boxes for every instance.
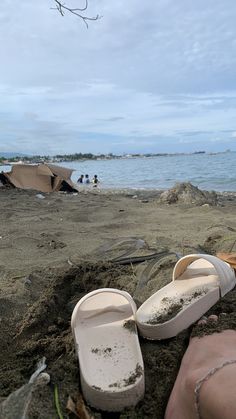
[1,151,236,192]
[61,152,236,192]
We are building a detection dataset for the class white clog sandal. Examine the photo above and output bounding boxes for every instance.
[136,254,236,340]
[71,288,145,411]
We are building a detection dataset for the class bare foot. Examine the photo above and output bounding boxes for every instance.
[165,317,236,419]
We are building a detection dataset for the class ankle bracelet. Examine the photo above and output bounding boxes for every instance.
[194,359,236,419]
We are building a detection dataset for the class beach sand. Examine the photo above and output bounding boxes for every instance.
[1,187,236,418]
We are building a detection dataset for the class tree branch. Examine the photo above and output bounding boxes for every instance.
[51,0,101,27]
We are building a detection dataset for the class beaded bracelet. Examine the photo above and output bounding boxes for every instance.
[194,359,236,419]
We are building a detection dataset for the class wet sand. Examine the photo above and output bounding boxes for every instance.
[1,187,236,418]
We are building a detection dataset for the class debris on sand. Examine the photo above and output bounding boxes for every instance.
[66,394,94,419]
[159,182,217,206]
[0,358,49,419]
[0,163,78,193]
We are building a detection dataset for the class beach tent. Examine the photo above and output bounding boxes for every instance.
[0,163,78,193]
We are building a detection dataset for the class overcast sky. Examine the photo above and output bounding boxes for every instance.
[1,0,236,155]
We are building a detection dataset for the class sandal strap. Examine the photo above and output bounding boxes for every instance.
[172,254,235,296]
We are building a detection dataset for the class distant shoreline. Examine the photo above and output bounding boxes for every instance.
[0,149,234,166]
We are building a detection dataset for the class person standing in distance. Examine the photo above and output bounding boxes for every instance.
[92,175,99,187]
[77,174,84,184]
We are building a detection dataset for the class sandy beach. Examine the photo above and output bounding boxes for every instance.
[1,186,236,418]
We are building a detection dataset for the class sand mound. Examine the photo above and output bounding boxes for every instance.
[159,182,217,206]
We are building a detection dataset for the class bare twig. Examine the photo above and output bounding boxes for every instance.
[51,0,101,27]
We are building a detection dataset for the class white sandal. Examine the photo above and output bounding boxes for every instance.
[71,288,145,411]
[136,254,236,340]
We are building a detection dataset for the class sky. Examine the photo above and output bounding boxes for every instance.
[1,0,236,155]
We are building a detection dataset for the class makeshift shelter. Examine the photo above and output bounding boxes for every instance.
[0,163,78,193]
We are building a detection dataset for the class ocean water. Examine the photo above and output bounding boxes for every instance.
[60,152,236,192]
[1,152,236,192]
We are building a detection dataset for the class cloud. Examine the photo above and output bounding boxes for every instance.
[98,116,125,122]
[0,0,236,154]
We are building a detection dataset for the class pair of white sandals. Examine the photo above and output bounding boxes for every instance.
[71,254,236,412]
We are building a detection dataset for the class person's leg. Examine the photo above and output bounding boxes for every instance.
[165,317,236,419]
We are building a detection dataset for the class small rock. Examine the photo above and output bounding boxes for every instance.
[37,372,50,385]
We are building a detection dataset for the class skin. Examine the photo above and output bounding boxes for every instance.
[165,317,236,419]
